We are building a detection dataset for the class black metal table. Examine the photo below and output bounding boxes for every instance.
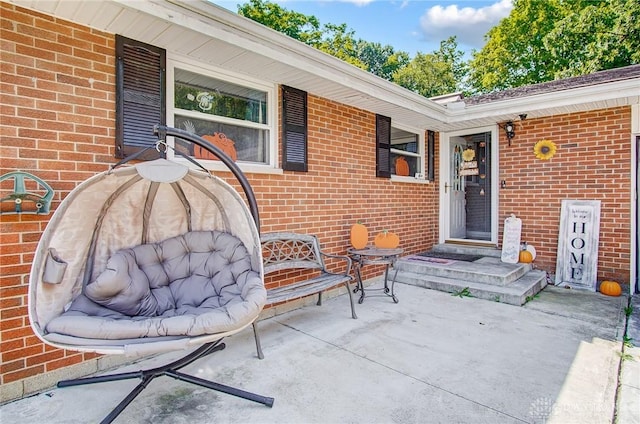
[347,246,403,304]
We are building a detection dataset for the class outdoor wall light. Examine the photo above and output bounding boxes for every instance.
[503,121,515,146]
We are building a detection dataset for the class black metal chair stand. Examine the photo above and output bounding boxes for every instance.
[56,340,274,424]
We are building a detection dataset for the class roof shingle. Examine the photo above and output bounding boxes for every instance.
[465,64,640,105]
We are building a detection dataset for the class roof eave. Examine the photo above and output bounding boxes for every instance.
[441,78,640,131]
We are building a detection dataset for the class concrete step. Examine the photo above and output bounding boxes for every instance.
[394,267,548,306]
[430,243,502,258]
[396,255,531,287]
[394,244,547,306]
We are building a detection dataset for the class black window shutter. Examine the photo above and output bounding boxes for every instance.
[376,114,391,178]
[282,86,308,172]
[427,130,435,181]
[115,35,166,159]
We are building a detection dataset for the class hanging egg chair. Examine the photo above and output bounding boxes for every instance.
[28,126,273,423]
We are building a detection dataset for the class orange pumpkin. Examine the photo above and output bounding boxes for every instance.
[194,133,237,161]
[374,230,400,249]
[350,222,368,249]
[600,280,622,297]
[519,249,533,263]
[395,157,409,176]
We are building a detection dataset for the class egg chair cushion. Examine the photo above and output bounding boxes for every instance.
[45,230,265,341]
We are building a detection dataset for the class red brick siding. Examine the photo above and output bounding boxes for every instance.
[1,2,116,387]
[498,108,632,283]
[1,3,439,390]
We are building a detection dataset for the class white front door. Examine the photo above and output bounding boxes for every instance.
[440,127,499,244]
[450,143,466,238]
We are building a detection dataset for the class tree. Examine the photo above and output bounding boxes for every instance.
[314,23,365,69]
[468,0,564,93]
[355,40,410,81]
[468,0,640,93]
[392,37,467,98]
[237,1,468,97]
[238,0,365,68]
[238,0,322,45]
[544,0,640,78]
[433,36,468,91]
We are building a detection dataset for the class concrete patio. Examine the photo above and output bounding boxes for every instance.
[0,281,637,424]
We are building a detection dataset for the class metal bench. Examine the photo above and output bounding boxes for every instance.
[252,232,357,359]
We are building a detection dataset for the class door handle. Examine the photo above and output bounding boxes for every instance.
[444,182,449,193]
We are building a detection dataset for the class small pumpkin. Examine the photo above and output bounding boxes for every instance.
[350,222,368,249]
[518,249,533,263]
[374,230,400,249]
[600,280,622,297]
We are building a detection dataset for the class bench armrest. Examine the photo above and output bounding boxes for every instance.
[320,252,352,277]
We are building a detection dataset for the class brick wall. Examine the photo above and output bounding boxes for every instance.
[1,2,116,393]
[498,108,632,283]
[0,2,439,398]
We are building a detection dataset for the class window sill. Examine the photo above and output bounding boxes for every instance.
[391,175,430,184]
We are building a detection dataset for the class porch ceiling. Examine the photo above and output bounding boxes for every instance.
[9,0,640,132]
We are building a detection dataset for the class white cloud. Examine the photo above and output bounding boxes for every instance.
[419,0,512,49]
[337,0,374,5]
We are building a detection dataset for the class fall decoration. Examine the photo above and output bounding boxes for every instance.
[395,157,410,176]
[519,249,533,263]
[350,222,369,249]
[533,139,557,160]
[599,280,622,297]
[462,148,475,161]
[194,133,238,161]
[374,230,400,249]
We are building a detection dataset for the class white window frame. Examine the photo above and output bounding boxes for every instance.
[390,123,428,184]
[166,55,281,174]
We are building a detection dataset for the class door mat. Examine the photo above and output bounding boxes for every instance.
[416,250,483,262]
[405,255,456,265]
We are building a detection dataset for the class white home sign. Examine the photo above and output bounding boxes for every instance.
[555,200,601,291]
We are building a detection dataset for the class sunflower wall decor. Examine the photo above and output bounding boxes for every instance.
[533,139,557,160]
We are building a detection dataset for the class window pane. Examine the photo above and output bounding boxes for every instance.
[175,116,269,164]
[174,69,267,124]
[391,128,418,152]
[391,127,420,176]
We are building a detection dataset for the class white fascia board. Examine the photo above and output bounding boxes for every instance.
[444,79,640,123]
[119,0,448,119]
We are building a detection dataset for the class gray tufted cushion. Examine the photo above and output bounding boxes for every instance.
[84,231,250,317]
[45,231,265,340]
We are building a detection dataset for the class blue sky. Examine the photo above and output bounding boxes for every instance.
[212,0,513,57]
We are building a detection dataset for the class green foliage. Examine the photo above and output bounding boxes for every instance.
[618,351,635,361]
[355,40,410,81]
[623,335,634,348]
[468,0,639,93]
[452,287,472,298]
[237,0,460,97]
[625,305,634,316]
[468,0,563,93]
[238,0,322,44]
[238,0,365,69]
[393,37,467,98]
[544,0,640,78]
[314,23,366,69]
[239,0,637,97]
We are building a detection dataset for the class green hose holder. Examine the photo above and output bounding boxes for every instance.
[0,171,54,214]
